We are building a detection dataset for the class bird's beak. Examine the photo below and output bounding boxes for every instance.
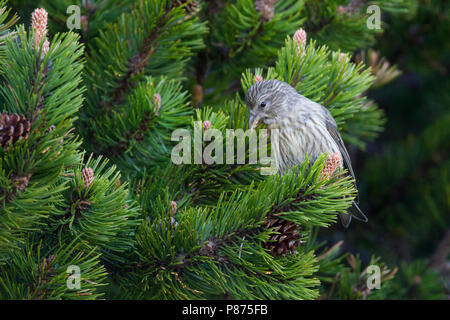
[249,114,262,130]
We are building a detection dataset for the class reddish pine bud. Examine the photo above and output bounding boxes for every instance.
[153,93,161,114]
[203,120,211,131]
[254,0,278,22]
[320,152,341,180]
[293,28,307,58]
[31,8,49,55]
[338,52,349,63]
[82,167,94,188]
[254,75,264,82]
[170,201,177,216]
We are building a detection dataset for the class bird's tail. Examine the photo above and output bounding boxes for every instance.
[340,201,368,228]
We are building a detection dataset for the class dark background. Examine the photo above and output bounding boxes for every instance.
[325,0,450,298]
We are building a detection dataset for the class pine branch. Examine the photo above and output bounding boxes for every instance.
[102,8,170,113]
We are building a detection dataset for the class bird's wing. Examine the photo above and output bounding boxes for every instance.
[322,107,367,224]
[324,117,356,187]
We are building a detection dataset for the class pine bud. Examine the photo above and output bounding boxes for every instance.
[42,39,50,55]
[170,201,177,216]
[168,201,178,229]
[338,52,349,63]
[80,15,89,33]
[31,8,49,56]
[413,275,422,285]
[320,152,341,180]
[82,167,94,188]
[254,0,278,22]
[203,120,211,131]
[336,0,364,16]
[254,75,264,83]
[153,93,161,115]
[293,28,307,58]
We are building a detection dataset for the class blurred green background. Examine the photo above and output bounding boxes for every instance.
[325,0,450,299]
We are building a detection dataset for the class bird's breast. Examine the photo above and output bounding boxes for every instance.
[270,123,341,174]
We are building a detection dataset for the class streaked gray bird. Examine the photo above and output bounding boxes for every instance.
[245,79,367,227]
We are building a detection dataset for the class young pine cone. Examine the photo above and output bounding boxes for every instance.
[0,112,31,151]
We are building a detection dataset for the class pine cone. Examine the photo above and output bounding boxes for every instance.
[173,0,199,14]
[263,215,302,256]
[0,112,31,151]
[11,173,32,191]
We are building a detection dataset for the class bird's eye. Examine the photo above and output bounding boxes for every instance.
[260,102,266,108]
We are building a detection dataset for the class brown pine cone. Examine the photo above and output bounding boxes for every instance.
[263,214,302,256]
[11,173,32,192]
[0,112,31,151]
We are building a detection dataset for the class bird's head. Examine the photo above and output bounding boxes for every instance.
[245,79,298,129]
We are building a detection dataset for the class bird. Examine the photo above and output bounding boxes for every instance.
[245,79,367,227]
